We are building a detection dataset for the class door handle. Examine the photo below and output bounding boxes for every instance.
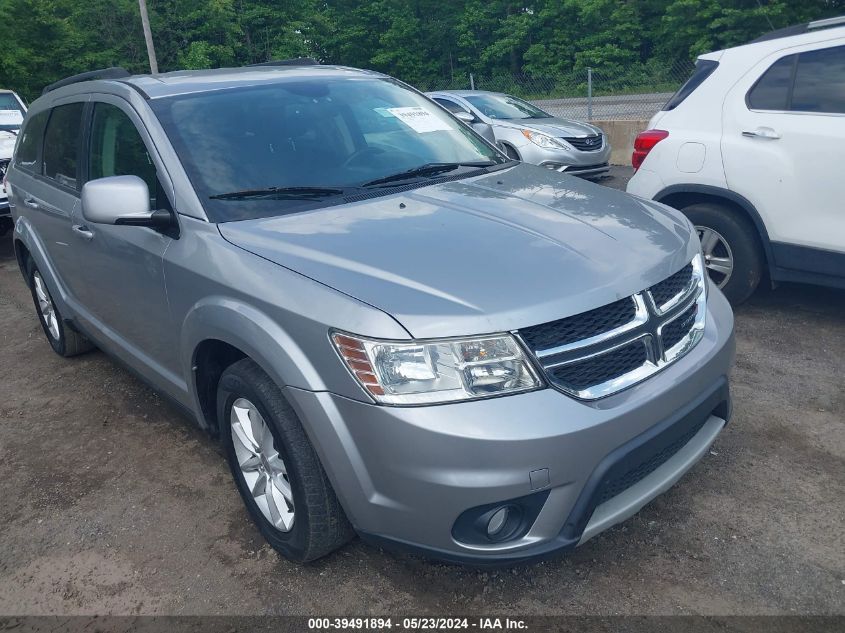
[742,127,781,140]
[23,196,40,209]
[72,224,94,240]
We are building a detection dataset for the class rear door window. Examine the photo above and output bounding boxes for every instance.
[747,55,796,111]
[791,45,845,113]
[42,103,84,190]
[14,111,49,173]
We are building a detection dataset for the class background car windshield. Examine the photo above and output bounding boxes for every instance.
[0,93,25,132]
[464,94,551,120]
[151,77,503,222]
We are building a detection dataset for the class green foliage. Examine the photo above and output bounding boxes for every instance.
[1,0,844,100]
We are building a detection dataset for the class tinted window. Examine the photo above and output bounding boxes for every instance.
[42,103,84,189]
[434,98,468,114]
[463,94,551,120]
[151,77,504,222]
[89,103,157,202]
[791,46,845,113]
[14,111,49,172]
[663,59,719,111]
[747,55,795,110]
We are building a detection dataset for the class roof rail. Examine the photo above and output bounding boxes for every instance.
[42,67,131,96]
[247,58,320,67]
[809,15,845,29]
[749,15,845,44]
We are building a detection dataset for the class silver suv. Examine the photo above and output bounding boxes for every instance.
[6,63,735,564]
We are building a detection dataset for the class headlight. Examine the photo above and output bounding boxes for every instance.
[332,332,543,405]
[521,129,565,150]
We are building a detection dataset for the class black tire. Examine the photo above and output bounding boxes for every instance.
[502,144,520,161]
[682,202,764,306]
[27,261,94,357]
[218,358,354,562]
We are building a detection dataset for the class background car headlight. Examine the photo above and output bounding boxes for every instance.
[521,129,565,149]
[332,332,543,405]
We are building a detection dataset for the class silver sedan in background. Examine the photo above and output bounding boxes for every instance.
[427,90,611,178]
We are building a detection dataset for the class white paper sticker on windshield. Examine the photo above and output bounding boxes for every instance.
[0,110,23,125]
[386,107,451,133]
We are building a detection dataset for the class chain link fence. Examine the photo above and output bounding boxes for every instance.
[415,62,695,121]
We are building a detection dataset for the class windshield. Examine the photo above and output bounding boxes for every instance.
[151,77,506,222]
[463,94,552,120]
[0,93,25,132]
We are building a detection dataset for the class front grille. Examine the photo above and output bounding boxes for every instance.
[594,413,709,506]
[548,339,648,392]
[650,263,693,308]
[519,297,636,352]
[517,258,704,399]
[662,303,698,351]
[563,134,603,152]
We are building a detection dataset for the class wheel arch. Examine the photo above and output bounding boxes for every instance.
[654,184,775,274]
[13,236,32,280]
[182,299,334,435]
[499,141,521,160]
[192,338,249,436]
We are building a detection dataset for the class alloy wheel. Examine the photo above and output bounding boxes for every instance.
[696,225,734,288]
[33,271,60,341]
[230,397,295,531]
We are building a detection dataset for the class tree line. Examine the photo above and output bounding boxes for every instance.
[1,0,842,101]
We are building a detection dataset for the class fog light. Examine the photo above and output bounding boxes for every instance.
[487,507,509,537]
[452,491,549,546]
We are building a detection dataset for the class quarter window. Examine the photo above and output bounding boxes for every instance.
[14,111,48,172]
[791,45,845,114]
[747,55,795,111]
[42,103,84,189]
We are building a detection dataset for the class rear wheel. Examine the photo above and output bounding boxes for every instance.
[27,262,94,357]
[682,202,764,305]
[218,358,354,562]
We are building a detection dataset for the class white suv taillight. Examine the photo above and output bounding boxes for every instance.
[632,129,669,170]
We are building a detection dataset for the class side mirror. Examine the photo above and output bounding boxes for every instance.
[81,175,171,228]
[454,110,476,124]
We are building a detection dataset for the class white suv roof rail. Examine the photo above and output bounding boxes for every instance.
[808,15,845,29]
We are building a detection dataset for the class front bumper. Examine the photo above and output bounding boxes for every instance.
[516,138,612,178]
[541,162,610,178]
[285,287,735,564]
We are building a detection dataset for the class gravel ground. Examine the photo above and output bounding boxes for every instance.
[0,171,843,616]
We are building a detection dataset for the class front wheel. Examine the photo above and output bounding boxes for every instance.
[218,359,354,562]
[502,144,520,161]
[682,202,764,306]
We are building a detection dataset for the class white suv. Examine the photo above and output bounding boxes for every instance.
[627,17,845,304]
[1,89,26,235]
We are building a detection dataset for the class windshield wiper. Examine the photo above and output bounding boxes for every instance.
[209,186,346,201]
[362,161,497,188]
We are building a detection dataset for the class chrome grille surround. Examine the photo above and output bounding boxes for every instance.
[517,255,707,400]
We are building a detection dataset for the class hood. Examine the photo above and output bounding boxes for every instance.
[496,117,601,138]
[218,164,697,338]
